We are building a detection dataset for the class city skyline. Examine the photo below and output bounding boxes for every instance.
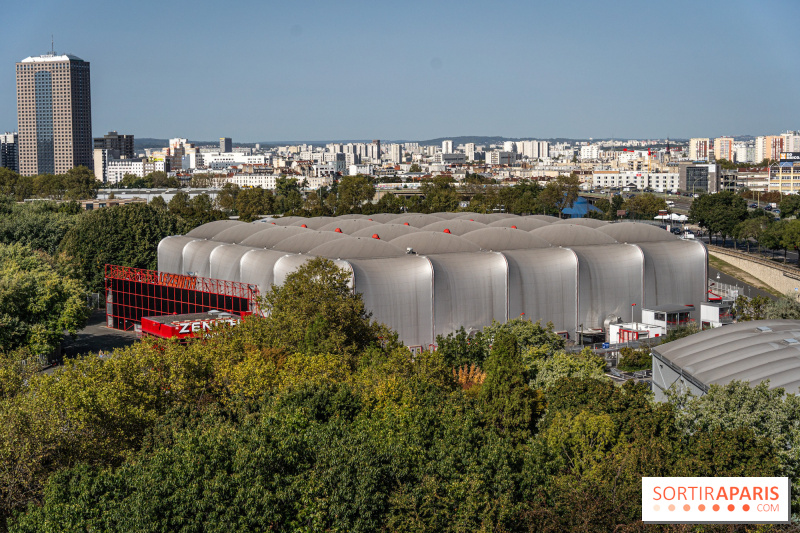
[2,0,800,141]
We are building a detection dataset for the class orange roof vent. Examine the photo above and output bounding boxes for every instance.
[334,228,342,233]
[371,234,380,239]
[511,225,517,229]
[300,224,307,228]
[443,228,451,234]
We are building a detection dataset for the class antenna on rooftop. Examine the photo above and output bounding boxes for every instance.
[51,35,54,54]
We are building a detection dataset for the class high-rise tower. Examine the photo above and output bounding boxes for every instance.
[16,50,92,176]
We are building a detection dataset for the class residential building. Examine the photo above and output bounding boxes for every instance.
[756,135,784,163]
[106,159,169,184]
[367,140,381,163]
[16,51,92,176]
[486,151,514,166]
[388,144,403,163]
[0,132,18,172]
[781,131,800,153]
[94,131,134,159]
[591,171,679,192]
[688,138,710,161]
[713,137,734,161]
[580,144,600,161]
[442,140,453,154]
[220,137,232,153]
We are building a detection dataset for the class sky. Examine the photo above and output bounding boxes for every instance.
[1,0,799,143]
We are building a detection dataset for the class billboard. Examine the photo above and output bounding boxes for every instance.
[779,152,800,162]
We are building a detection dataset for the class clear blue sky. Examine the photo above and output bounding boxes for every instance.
[2,0,798,142]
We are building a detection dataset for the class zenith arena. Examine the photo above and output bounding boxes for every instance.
[129,212,708,349]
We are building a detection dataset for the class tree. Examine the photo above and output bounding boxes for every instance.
[216,182,240,214]
[0,201,82,256]
[254,257,391,356]
[780,194,800,219]
[537,174,580,215]
[408,163,422,173]
[149,196,167,210]
[528,349,606,390]
[733,294,770,321]
[621,193,667,220]
[336,175,375,213]
[0,243,89,354]
[59,203,189,291]
[236,187,274,222]
[760,219,788,259]
[689,191,748,246]
[617,346,651,371]
[479,330,542,438]
[274,177,302,213]
[735,215,771,252]
[780,219,800,258]
[764,293,800,320]
[420,176,460,213]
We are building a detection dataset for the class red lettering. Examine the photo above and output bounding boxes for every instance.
[678,487,686,500]
[753,487,763,500]
[664,487,675,500]
[653,487,661,501]
[717,487,728,500]
[729,487,739,499]
[770,487,780,500]
[690,486,698,499]
[740,487,750,500]
[705,487,714,500]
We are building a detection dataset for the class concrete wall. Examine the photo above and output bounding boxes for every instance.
[707,246,800,295]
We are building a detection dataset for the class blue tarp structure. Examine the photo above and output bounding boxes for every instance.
[561,196,601,218]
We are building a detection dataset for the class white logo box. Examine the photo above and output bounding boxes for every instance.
[642,477,790,524]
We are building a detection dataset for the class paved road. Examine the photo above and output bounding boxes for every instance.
[60,310,138,361]
[707,265,776,301]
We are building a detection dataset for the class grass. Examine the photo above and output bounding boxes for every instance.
[707,254,782,297]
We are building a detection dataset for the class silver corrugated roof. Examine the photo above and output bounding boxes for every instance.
[391,231,481,254]
[487,218,551,230]
[652,320,800,394]
[461,227,551,250]
[185,220,247,239]
[309,237,404,259]
[598,222,677,243]
[421,219,487,235]
[552,218,609,228]
[531,224,618,246]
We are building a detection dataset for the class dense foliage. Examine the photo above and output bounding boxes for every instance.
[0,167,98,202]
[0,259,794,532]
[59,203,190,291]
[0,243,89,354]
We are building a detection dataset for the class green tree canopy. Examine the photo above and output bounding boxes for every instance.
[59,203,190,291]
[0,243,89,354]
[689,191,748,245]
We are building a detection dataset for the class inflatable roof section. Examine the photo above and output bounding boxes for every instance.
[461,227,551,251]
[391,231,481,255]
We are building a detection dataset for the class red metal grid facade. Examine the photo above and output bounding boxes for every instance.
[104,264,260,331]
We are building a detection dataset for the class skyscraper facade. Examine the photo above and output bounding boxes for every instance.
[0,132,18,172]
[16,52,92,176]
[94,131,134,159]
[220,137,232,153]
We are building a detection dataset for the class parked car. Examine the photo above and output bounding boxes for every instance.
[774,209,781,215]
[749,203,758,208]
[765,205,773,211]
[670,227,682,235]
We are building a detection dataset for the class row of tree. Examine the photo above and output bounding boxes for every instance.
[0,167,99,201]
[2,258,797,532]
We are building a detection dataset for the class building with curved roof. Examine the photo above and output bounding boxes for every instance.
[158,216,707,348]
[651,320,800,400]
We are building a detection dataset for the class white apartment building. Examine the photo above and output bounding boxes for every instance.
[202,153,270,170]
[442,140,453,154]
[592,171,680,192]
[486,151,515,165]
[225,174,279,189]
[580,144,600,161]
[434,153,466,164]
[388,144,404,163]
[314,161,346,177]
[714,137,734,161]
[349,164,374,176]
[503,141,517,153]
[688,138,710,161]
[107,159,168,184]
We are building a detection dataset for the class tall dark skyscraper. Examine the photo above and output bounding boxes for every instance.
[220,137,232,153]
[16,51,92,176]
[94,131,134,159]
[0,132,18,172]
